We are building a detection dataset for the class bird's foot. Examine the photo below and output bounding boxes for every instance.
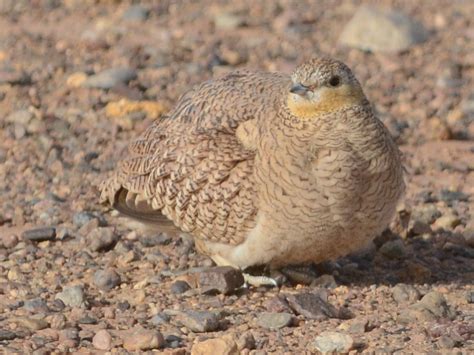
[243,273,281,288]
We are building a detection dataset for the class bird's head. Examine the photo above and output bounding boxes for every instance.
[287,57,367,120]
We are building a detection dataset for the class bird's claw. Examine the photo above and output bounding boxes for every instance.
[243,273,281,288]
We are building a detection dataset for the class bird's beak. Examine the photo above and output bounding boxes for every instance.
[290,83,309,97]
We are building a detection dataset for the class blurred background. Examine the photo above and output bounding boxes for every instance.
[0,1,473,353]
[1,0,472,221]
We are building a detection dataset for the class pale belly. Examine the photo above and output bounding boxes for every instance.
[212,198,397,270]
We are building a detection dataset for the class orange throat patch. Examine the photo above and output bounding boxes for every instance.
[287,84,365,119]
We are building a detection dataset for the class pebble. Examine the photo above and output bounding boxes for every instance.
[409,220,432,236]
[436,64,463,88]
[439,189,469,203]
[170,280,191,294]
[83,67,137,90]
[0,66,30,85]
[140,233,172,247]
[411,205,441,225]
[123,328,165,351]
[78,315,97,324]
[48,314,67,330]
[437,335,456,349]
[213,12,245,30]
[198,266,244,294]
[23,298,49,313]
[338,318,369,334]
[14,317,49,331]
[49,299,66,312]
[264,295,292,313]
[59,328,79,344]
[151,312,170,326]
[463,229,474,248]
[339,5,428,52]
[257,312,293,330]
[175,310,221,332]
[311,274,337,288]
[235,332,255,351]
[22,227,56,242]
[434,214,461,230]
[92,329,112,350]
[466,290,474,304]
[0,329,17,341]
[312,331,354,354]
[379,239,406,259]
[191,334,239,355]
[66,72,87,88]
[88,227,117,252]
[286,290,339,320]
[398,291,455,323]
[6,109,34,125]
[93,268,121,291]
[73,211,106,228]
[122,5,149,22]
[392,284,421,304]
[1,233,18,248]
[55,285,85,307]
[461,95,474,115]
[165,334,183,348]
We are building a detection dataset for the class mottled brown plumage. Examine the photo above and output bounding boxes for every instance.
[100,57,405,273]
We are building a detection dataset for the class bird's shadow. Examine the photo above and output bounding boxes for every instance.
[318,229,473,287]
[241,229,473,288]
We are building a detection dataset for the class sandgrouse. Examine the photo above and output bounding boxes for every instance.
[100,57,405,285]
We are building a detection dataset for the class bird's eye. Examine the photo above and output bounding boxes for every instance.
[328,76,340,87]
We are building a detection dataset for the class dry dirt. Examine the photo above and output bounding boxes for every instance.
[0,0,473,354]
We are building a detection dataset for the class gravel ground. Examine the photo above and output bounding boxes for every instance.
[0,0,473,353]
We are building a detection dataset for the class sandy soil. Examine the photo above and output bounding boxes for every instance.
[0,0,473,353]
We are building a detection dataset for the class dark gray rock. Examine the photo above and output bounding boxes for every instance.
[286,290,339,320]
[439,189,469,203]
[73,211,106,228]
[379,239,406,259]
[94,269,121,291]
[174,310,221,333]
[23,298,49,313]
[0,329,17,341]
[264,294,292,313]
[311,274,337,289]
[170,280,191,294]
[198,266,244,294]
[150,313,170,326]
[78,316,97,325]
[88,227,118,252]
[22,227,56,242]
[409,220,432,236]
[140,233,172,247]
